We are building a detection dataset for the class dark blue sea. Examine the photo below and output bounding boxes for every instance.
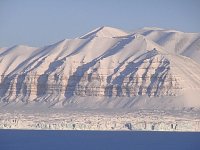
[0,130,200,150]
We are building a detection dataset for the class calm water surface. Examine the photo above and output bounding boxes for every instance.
[0,130,200,150]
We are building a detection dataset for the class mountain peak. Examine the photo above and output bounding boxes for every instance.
[142,27,165,31]
[138,27,184,33]
[80,26,129,39]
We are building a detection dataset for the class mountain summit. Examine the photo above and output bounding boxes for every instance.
[80,26,129,39]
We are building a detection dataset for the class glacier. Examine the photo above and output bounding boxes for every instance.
[1,109,200,131]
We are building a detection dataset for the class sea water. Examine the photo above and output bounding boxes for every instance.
[0,130,199,150]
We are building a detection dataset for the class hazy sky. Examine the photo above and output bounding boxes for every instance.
[0,0,199,47]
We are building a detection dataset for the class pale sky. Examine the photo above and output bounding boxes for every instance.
[0,0,199,47]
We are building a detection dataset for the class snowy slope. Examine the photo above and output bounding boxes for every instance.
[135,27,200,64]
[0,27,200,109]
[0,45,38,75]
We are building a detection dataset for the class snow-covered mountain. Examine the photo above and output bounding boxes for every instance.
[0,26,200,109]
[135,27,200,64]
